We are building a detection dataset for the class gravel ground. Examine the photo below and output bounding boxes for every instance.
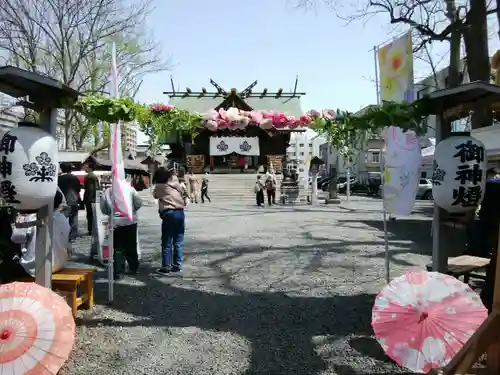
[61,196,441,375]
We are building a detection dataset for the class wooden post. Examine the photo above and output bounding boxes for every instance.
[486,220,500,372]
[432,113,450,273]
[35,107,57,288]
[441,220,500,374]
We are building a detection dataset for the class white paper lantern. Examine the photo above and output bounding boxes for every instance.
[0,122,59,210]
[432,134,487,213]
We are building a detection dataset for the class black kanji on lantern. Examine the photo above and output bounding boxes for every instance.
[0,133,17,155]
[455,164,483,185]
[451,185,482,207]
[0,180,20,203]
[22,152,57,182]
[0,155,12,178]
[432,166,446,186]
[453,140,485,164]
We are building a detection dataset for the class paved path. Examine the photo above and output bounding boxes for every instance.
[63,197,437,375]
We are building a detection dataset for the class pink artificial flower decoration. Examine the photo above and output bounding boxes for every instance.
[259,118,273,130]
[151,104,173,113]
[249,111,263,124]
[203,109,219,121]
[308,109,321,119]
[261,111,272,119]
[217,119,231,129]
[206,120,218,131]
[218,108,228,121]
[226,107,241,122]
[323,109,336,120]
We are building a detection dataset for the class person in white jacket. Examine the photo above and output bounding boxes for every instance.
[100,185,143,280]
[15,188,71,277]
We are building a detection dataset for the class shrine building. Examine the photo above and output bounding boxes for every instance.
[164,79,308,174]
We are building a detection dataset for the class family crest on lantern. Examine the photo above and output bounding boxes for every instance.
[0,124,59,210]
[239,141,252,153]
[23,152,57,182]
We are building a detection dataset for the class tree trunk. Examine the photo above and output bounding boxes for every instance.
[497,0,500,41]
[463,0,492,129]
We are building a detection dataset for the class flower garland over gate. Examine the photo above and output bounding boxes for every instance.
[75,94,431,145]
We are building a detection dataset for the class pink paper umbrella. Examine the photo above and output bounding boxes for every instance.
[372,270,487,373]
[0,282,76,375]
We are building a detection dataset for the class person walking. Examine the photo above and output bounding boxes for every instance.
[153,166,189,275]
[186,169,199,203]
[265,173,277,206]
[201,173,211,203]
[255,175,265,206]
[83,164,100,236]
[100,184,143,280]
[57,163,81,240]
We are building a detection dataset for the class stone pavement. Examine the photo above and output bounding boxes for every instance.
[63,197,437,375]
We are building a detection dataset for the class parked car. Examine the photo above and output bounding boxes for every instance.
[337,178,356,194]
[348,178,382,196]
[416,178,433,200]
[311,176,329,189]
[321,176,354,192]
[320,178,332,191]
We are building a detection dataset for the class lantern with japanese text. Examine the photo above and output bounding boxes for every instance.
[0,122,58,210]
[432,134,487,213]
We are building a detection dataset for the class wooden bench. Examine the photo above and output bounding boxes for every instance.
[426,255,490,284]
[19,267,96,316]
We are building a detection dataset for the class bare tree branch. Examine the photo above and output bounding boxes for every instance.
[0,0,171,150]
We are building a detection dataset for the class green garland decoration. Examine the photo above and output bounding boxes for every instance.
[312,101,429,139]
[136,104,203,141]
[75,94,137,123]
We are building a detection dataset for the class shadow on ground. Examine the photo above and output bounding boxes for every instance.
[77,267,395,375]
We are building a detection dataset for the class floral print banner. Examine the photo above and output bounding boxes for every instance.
[378,32,414,102]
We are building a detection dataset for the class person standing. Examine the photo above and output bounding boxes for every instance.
[187,169,199,203]
[100,184,143,280]
[265,173,277,206]
[201,173,211,203]
[83,164,100,236]
[153,166,189,275]
[255,175,265,206]
[58,163,81,240]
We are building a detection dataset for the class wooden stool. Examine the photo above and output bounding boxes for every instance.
[426,255,490,284]
[53,268,96,316]
[18,267,96,316]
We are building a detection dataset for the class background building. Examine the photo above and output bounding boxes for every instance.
[125,124,138,156]
[286,131,326,186]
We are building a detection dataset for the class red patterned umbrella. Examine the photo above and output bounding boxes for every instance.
[0,282,75,374]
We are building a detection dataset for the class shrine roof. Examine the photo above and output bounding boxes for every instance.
[166,94,304,117]
[0,66,79,108]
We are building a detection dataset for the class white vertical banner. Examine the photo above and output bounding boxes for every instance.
[108,41,133,302]
[382,126,422,216]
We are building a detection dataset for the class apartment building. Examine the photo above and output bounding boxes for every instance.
[286,131,326,185]
[318,143,348,176]
[125,124,138,155]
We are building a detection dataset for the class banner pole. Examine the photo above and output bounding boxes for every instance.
[373,45,390,283]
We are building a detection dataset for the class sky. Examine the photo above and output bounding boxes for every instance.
[134,0,498,143]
